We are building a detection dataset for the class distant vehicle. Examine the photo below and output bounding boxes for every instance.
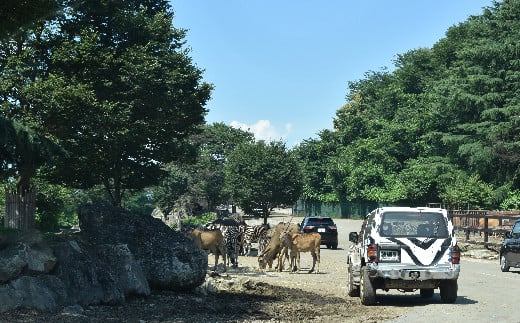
[347,207,460,305]
[500,219,520,272]
[300,216,338,249]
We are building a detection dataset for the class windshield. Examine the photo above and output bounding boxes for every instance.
[380,212,448,238]
[306,217,335,226]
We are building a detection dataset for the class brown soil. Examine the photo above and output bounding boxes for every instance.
[1,252,404,323]
[7,216,494,323]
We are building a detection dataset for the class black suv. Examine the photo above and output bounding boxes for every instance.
[300,216,338,249]
[500,219,520,272]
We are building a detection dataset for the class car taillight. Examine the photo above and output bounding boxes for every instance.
[329,226,337,231]
[368,244,378,262]
[304,225,313,232]
[451,245,460,264]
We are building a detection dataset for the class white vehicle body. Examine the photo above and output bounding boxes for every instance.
[347,207,460,305]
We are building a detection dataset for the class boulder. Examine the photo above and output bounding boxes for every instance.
[96,243,150,296]
[0,244,27,283]
[0,205,207,313]
[50,238,128,306]
[78,205,207,290]
[0,231,57,283]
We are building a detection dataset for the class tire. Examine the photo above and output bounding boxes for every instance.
[439,280,458,303]
[326,244,331,249]
[332,243,338,250]
[359,267,376,305]
[347,262,360,297]
[420,288,434,298]
[500,254,510,272]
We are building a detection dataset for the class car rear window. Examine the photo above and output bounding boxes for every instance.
[307,217,334,225]
[380,212,448,238]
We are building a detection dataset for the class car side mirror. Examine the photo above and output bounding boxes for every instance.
[505,231,513,239]
[349,232,359,243]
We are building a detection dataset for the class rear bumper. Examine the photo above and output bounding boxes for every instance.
[319,233,338,245]
[368,263,460,281]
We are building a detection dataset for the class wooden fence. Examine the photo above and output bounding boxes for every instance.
[448,210,520,247]
[4,189,36,229]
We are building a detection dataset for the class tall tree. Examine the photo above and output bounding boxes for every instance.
[1,0,212,207]
[152,123,254,215]
[225,140,302,224]
[189,123,254,211]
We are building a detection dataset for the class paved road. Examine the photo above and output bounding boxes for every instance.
[245,215,520,322]
[333,217,520,323]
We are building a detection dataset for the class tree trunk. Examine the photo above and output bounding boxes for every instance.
[4,188,36,229]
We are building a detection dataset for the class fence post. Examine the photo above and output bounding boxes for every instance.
[484,217,489,243]
[4,188,36,230]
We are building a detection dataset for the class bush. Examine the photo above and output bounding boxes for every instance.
[177,212,216,229]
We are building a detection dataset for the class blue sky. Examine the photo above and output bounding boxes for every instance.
[171,1,493,147]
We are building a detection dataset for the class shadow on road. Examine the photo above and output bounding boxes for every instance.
[372,293,477,307]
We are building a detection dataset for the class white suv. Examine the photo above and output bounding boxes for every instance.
[347,207,460,305]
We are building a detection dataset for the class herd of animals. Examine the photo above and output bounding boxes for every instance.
[184,217,321,274]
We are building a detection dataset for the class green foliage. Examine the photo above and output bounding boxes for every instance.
[225,140,302,221]
[122,190,155,216]
[438,174,494,209]
[293,133,338,202]
[0,0,212,207]
[500,190,520,210]
[178,212,216,229]
[153,163,190,215]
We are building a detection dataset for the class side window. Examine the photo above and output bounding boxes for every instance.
[512,222,520,238]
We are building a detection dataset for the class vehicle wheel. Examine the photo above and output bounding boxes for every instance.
[332,243,338,250]
[500,254,510,272]
[326,244,331,249]
[359,267,376,305]
[420,288,434,298]
[439,280,457,303]
[347,262,360,297]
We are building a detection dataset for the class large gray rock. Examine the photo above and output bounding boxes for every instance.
[0,244,27,283]
[0,205,207,313]
[50,238,127,306]
[0,233,56,283]
[96,243,150,296]
[0,275,67,312]
[78,205,207,290]
[9,275,67,311]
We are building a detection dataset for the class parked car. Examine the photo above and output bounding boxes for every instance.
[500,219,520,272]
[347,207,460,305]
[300,216,338,249]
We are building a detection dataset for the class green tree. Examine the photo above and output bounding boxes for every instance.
[0,0,59,38]
[293,131,338,203]
[153,163,190,215]
[153,123,254,215]
[225,140,302,224]
[1,0,213,207]
[188,123,254,211]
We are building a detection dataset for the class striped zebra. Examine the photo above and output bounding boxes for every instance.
[204,218,247,268]
[241,224,270,256]
[224,225,244,268]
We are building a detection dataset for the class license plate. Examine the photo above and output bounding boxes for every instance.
[380,250,400,262]
[318,228,326,233]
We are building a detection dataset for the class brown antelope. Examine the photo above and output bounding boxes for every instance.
[279,231,321,274]
[185,227,227,272]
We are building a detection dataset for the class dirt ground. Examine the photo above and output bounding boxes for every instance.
[1,216,496,323]
[0,256,404,323]
[1,217,408,323]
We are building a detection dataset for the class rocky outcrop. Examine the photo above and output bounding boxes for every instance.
[78,205,207,290]
[0,205,207,313]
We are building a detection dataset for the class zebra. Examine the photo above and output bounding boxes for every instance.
[240,224,270,256]
[224,225,244,268]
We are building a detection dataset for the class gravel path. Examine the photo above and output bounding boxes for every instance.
[10,215,487,322]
